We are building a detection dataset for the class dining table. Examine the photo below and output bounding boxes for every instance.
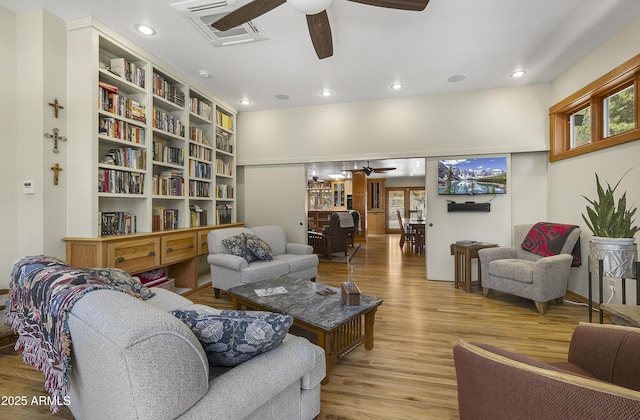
[401,217,426,253]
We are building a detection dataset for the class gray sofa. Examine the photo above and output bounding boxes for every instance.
[207,225,319,297]
[67,287,325,420]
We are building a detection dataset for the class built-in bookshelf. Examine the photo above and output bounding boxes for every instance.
[66,20,236,238]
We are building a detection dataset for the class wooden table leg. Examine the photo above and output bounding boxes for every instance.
[464,251,472,293]
[318,330,330,384]
[364,308,378,350]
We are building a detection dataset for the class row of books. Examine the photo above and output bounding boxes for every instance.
[215,128,233,153]
[152,109,185,137]
[152,72,185,107]
[99,117,146,144]
[189,143,212,162]
[100,211,136,236]
[216,110,234,131]
[153,140,184,166]
[152,207,179,231]
[98,169,144,194]
[216,159,233,176]
[189,180,210,198]
[104,147,146,170]
[99,88,147,123]
[189,160,211,179]
[217,205,233,224]
[189,126,211,145]
[190,98,212,122]
[152,172,184,197]
[216,184,234,199]
[190,204,208,227]
[110,58,145,88]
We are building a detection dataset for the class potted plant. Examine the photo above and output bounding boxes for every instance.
[582,169,638,278]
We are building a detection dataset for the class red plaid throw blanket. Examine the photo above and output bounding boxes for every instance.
[521,222,582,266]
[7,255,154,413]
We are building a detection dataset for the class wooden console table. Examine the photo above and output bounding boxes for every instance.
[63,223,243,295]
[450,242,498,293]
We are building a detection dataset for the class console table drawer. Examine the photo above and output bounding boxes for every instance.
[162,232,197,265]
[107,238,160,273]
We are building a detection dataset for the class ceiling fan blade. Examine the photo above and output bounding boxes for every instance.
[348,0,429,11]
[372,167,397,172]
[212,0,286,31]
[306,10,333,59]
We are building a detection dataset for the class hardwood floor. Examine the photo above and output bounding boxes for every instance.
[0,234,598,419]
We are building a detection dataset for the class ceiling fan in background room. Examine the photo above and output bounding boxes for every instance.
[348,161,397,176]
[211,0,430,59]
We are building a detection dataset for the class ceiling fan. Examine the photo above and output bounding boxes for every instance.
[348,161,396,176]
[211,0,430,59]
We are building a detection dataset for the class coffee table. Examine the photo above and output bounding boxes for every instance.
[226,276,383,384]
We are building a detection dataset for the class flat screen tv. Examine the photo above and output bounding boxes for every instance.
[438,157,507,195]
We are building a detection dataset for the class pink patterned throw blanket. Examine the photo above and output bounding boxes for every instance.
[521,222,582,267]
[6,255,154,413]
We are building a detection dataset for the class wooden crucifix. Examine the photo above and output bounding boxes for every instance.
[44,128,67,153]
[51,163,63,185]
[48,98,64,118]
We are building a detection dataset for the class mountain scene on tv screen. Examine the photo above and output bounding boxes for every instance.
[438,158,507,195]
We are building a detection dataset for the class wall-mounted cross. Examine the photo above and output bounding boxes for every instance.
[44,128,67,154]
[48,98,64,118]
[51,163,63,185]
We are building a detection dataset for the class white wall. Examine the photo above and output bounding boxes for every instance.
[549,15,640,302]
[237,84,550,166]
[243,164,308,244]
[0,6,18,287]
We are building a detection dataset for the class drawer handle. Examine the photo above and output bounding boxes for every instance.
[148,251,155,256]
[201,241,207,247]
[115,256,125,263]
[167,244,195,253]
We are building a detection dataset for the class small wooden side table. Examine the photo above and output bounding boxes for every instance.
[450,242,498,293]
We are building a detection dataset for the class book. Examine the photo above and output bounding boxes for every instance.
[254,287,288,297]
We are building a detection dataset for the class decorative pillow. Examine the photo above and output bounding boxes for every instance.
[172,308,293,367]
[221,233,256,263]
[245,234,273,261]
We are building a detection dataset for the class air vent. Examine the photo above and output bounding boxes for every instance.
[171,0,269,47]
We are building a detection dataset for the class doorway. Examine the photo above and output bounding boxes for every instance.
[386,187,426,232]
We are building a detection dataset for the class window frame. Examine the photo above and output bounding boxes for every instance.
[549,53,640,162]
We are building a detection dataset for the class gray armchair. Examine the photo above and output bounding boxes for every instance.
[478,223,581,315]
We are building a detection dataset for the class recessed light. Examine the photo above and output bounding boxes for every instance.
[447,74,466,83]
[510,70,527,78]
[135,24,156,36]
[390,83,403,90]
[198,70,210,78]
[276,94,290,100]
[239,98,252,106]
[320,90,333,97]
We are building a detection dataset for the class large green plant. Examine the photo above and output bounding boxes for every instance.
[581,169,639,238]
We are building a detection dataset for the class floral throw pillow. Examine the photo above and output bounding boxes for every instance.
[171,308,293,367]
[245,234,273,261]
[221,233,256,263]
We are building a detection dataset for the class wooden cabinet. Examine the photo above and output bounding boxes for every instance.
[368,179,385,211]
[63,223,243,294]
[332,181,346,209]
[308,210,333,231]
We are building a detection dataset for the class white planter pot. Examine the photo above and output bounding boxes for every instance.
[589,237,637,278]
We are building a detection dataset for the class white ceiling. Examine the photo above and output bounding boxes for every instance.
[3,0,640,180]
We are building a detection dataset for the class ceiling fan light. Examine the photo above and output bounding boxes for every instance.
[287,0,333,15]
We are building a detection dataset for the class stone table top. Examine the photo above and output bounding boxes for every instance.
[227,276,383,331]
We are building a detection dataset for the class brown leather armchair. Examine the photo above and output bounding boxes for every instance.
[453,323,640,420]
[308,212,354,259]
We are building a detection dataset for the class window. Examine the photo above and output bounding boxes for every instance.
[604,85,634,138]
[549,53,640,161]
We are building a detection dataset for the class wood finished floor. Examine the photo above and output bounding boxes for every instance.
[0,234,599,419]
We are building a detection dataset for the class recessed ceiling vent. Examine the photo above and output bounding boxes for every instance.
[171,0,269,47]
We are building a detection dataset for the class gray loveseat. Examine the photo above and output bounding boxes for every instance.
[67,287,325,420]
[207,225,319,297]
